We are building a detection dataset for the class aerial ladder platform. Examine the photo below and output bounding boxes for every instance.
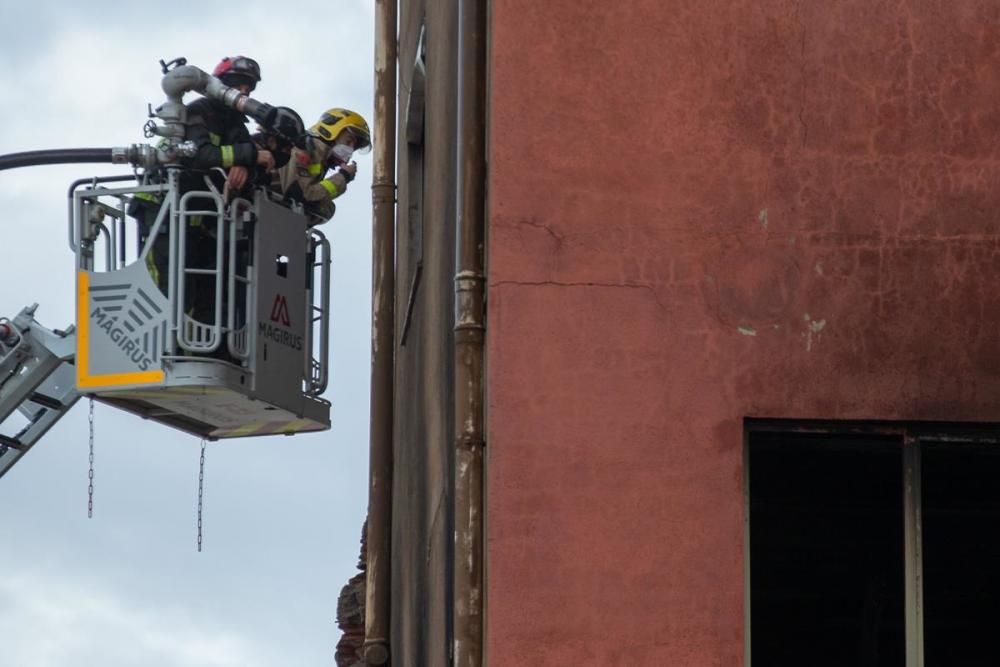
[0,58,334,478]
[0,307,79,477]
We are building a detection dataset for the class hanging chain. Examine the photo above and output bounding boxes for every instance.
[87,397,95,518]
[197,439,206,552]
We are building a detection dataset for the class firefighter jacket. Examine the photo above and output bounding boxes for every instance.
[183,98,259,171]
[273,143,349,222]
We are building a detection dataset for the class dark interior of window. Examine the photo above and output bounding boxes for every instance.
[922,442,1000,667]
[749,431,905,667]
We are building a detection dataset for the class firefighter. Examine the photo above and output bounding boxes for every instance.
[250,106,306,188]
[185,55,275,188]
[273,108,371,224]
[137,56,277,296]
[181,56,276,329]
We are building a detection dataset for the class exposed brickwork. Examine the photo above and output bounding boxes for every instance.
[335,522,366,667]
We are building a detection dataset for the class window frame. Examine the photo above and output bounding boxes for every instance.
[744,419,1000,667]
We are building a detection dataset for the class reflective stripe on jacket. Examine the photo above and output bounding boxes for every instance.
[183,98,258,170]
[272,145,348,221]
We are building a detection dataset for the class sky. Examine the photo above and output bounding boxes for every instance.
[0,4,375,666]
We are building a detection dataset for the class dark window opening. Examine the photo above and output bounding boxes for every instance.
[922,443,1000,667]
[748,424,1000,667]
[750,431,905,667]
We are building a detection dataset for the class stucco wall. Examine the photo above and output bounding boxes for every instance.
[487,2,1000,664]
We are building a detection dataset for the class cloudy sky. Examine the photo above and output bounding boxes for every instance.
[0,4,375,665]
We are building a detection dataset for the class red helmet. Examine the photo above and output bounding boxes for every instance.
[212,56,261,91]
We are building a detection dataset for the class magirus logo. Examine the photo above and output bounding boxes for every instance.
[258,293,302,351]
[89,283,166,371]
[270,294,292,326]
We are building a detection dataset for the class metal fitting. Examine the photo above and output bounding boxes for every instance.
[0,320,19,347]
[158,61,276,129]
[363,640,389,665]
[111,145,155,169]
[110,146,130,164]
[161,64,208,101]
[109,143,198,170]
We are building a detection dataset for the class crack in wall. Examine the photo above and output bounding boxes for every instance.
[511,219,565,244]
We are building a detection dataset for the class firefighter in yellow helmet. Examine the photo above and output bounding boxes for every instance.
[273,108,371,224]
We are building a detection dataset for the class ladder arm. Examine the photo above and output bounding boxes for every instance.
[0,305,79,478]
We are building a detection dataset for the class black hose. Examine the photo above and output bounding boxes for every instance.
[0,148,115,171]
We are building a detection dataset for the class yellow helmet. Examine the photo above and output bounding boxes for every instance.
[309,108,371,154]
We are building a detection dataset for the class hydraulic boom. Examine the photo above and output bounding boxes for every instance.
[0,306,79,478]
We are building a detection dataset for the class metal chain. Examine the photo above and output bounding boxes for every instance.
[87,397,95,518]
[197,439,206,552]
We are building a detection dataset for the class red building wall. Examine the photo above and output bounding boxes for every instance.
[487,2,1000,664]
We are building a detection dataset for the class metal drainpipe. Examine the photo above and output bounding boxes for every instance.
[455,0,487,663]
[364,0,397,664]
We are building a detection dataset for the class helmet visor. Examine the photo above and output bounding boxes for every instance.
[221,73,257,92]
[229,56,261,82]
[349,127,372,154]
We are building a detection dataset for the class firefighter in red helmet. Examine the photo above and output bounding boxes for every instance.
[183,55,275,191]
[179,56,276,326]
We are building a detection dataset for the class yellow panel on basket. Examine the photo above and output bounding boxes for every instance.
[277,419,314,434]
[76,271,165,390]
[223,422,267,438]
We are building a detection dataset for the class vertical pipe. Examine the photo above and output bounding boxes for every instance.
[743,430,752,667]
[455,0,487,663]
[903,436,924,667]
[365,0,397,664]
